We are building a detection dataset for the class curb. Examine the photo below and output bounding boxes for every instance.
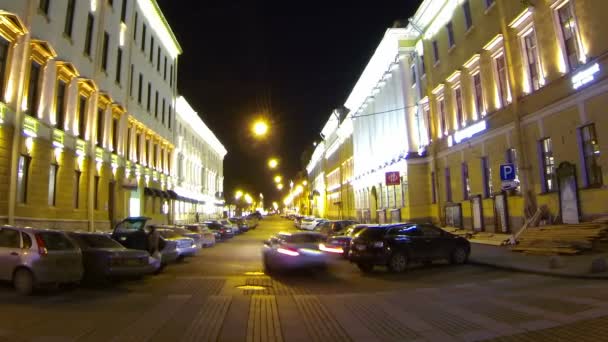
[469,259,608,280]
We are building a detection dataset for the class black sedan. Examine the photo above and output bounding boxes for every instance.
[323,224,368,258]
[349,223,470,273]
[68,232,157,281]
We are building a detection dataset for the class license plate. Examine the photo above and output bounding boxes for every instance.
[356,244,366,251]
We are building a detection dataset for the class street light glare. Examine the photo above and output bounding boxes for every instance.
[274,175,282,183]
[277,183,284,190]
[235,190,244,200]
[252,120,269,137]
[268,158,279,169]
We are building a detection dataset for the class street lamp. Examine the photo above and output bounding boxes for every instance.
[302,180,308,186]
[235,190,243,200]
[274,175,282,183]
[252,119,269,137]
[268,158,279,169]
[277,183,284,190]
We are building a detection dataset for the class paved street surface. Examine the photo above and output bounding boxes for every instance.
[1,217,608,342]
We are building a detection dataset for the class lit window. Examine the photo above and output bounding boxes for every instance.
[462,162,470,200]
[555,1,583,70]
[96,108,104,147]
[454,87,464,128]
[494,53,510,107]
[84,13,95,56]
[580,124,602,187]
[463,0,473,30]
[48,164,58,206]
[539,138,556,192]
[445,167,452,202]
[482,156,493,197]
[17,155,30,204]
[74,170,81,208]
[0,38,9,97]
[27,62,42,116]
[432,40,440,64]
[78,96,87,139]
[522,29,542,92]
[55,81,67,130]
[438,98,447,136]
[64,0,76,38]
[473,72,484,117]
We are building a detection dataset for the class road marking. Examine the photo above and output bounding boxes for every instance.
[247,295,283,342]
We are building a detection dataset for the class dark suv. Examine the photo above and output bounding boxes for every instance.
[349,223,470,273]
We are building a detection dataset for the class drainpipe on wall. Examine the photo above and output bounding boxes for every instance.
[7,1,35,225]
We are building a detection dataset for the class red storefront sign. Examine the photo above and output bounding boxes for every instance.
[385,171,401,186]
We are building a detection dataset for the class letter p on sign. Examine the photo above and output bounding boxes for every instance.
[500,164,516,181]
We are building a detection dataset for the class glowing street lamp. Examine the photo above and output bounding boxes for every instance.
[302,180,308,186]
[274,175,282,183]
[268,158,279,169]
[235,190,243,200]
[244,194,253,204]
[277,183,284,190]
[252,119,269,137]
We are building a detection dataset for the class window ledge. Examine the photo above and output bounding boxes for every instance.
[62,33,74,45]
[465,25,475,37]
[448,45,456,54]
[433,60,441,68]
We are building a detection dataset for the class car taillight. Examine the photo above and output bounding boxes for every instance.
[319,243,343,254]
[277,247,300,256]
[34,233,48,256]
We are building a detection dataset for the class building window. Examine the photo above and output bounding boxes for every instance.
[112,118,119,153]
[463,0,473,30]
[115,48,123,84]
[126,127,131,159]
[129,64,134,96]
[580,124,602,187]
[78,96,87,139]
[149,36,154,63]
[445,167,452,202]
[163,57,167,80]
[157,47,161,72]
[419,54,426,76]
[120,0,128,23]
[17,155,30,204]
[494,53,510,108]
[39,0,50,15]
[64,0,76,38]
[482,156,493,197]
[48,164,58,206]
[101,32,109,71]
[108,0,113,7]
[462,162,471,200]
[84,13,94,56]
[26,62,41,116]
[539,138,556,192]
[556,1,583,70]
[424,106,432,143]
[431,171,437,204]
[162,98,166,123]
[454,87,464,128]
[153,144,158,168]
[485,0,495,9]
[135,133,141,161]
[446,22,455,48]
[168,106,172,129]
[97,108,104,147]
[0,39,8,97]
[438,98,447,136]
[137,73,143,104]
[133,12,138,40]
[170,64,174,86]
[154,91,159,118]
[410,64,417,86]
[432,40,439,64]
[472,72,484,117]
[141,24,146,51]
[522,29,542,92]
[55,81,67,130]
[74,170,81,208]
[94,175,100,210]
[146,82,151,112]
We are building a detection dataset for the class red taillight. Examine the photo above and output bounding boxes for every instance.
[319,243,343,254]
[34,233,48,256]
[277,247,300,256]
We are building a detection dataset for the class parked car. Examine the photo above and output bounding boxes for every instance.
[68,232,157,280]
[161,225,205,249]
[315,220,358,236]
[204,221,234,240]
[229,218,249,233]
[111,217,179,266]
[293,216,304,229]
[322,224,368,258]
[301,218,327,231]
[184,224,216,247]
[262,232,329,273]
[156,229,198,260]
[220,219,241,234]
[0,226,83,295]
[349,223,471,273]
[246,215,259,229]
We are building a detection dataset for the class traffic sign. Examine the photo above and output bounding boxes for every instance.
[385,172,401,186]
[499,163,516,181]
[501,180,520,191]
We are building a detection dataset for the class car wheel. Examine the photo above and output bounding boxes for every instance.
[13,268,35,296]
[357,263,374,273]
[451,247,468,265]
[263,256,274,274]
[388,252,408,273]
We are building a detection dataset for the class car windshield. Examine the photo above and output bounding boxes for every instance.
[158,230,182,239]
[355,227,387,240]
[74,234,124,249]
[37,232,77,250]
[115,218,147,232]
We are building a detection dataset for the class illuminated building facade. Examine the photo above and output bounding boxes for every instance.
[174,96,226,223]
[412,0,607,231]
[0,0,183,230]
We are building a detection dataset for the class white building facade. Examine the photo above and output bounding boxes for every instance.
[174,96,226,223]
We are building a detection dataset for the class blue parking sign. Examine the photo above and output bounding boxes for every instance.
[500,164,516,181]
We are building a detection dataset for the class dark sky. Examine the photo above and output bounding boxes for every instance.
[158,0,421,205]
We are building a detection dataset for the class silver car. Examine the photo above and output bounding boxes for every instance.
[0,226,83,295]
[262,232,329,273]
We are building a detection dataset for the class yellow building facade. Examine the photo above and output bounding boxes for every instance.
[0,1,186,231]
[415,0,608,232]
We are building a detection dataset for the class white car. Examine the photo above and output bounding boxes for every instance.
[300,218,327,231]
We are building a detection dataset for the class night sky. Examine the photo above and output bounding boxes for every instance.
[158,0,421,204]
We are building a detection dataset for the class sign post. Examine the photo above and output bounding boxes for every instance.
[385,172,400,209]
[499,163,518,191]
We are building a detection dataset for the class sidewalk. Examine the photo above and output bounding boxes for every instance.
[469,243,608,279]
